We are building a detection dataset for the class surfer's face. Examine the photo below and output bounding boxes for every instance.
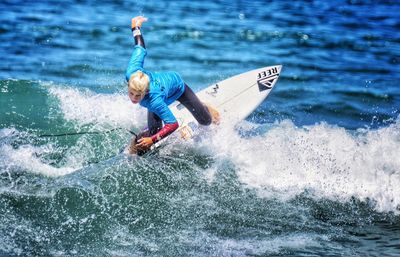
[129,89,145,104]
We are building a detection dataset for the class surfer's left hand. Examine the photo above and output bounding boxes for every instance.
[136,137,153,149]
[131,16,148,28]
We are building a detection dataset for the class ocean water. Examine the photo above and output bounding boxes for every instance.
[1,0,400,256]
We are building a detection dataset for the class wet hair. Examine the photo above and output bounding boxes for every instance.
[128,71,149,93]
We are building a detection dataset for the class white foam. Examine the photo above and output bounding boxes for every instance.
[0,128,17,138]
[1,83,148,177]
[48,85,146,129]
[209,119,400,213]
[0,144,75,177]
[215,233,324,256]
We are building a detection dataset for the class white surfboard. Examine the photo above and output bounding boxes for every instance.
[151,65,283,148]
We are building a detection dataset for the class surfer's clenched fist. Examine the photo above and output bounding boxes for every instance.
[131,16,147,28]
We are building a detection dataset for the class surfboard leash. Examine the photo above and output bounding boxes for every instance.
[38,127,138,138]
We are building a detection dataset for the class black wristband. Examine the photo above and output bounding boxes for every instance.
[132,26,142,38]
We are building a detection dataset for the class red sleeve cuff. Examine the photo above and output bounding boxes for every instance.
[151,122,179,142]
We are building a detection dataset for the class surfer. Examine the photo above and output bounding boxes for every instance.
[126,16,219,154]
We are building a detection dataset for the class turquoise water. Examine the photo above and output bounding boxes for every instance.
[1,0,400,256]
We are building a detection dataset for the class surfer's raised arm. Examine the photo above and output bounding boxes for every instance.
[125,16,148,82]
[131,16,147,48]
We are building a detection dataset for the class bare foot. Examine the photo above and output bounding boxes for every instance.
[205,104,220,125]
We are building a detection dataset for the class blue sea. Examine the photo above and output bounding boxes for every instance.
[1,0,400,256]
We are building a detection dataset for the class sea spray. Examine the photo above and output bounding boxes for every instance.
[212,119,400,214]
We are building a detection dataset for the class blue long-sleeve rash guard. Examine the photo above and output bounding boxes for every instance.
[126,45,185,124]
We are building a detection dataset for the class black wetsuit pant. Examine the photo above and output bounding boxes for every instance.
[148,84,211,135]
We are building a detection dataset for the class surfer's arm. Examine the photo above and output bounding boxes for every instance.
[125,46,147,81]
[150,100,180,142]
[137,121,178,148]
[125,16,148,81]
[150,122,179,143]
[137,122,179,148]
[131,16,147,48]
[137,100,179,148]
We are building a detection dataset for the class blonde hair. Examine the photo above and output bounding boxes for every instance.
[128,71,150,93]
